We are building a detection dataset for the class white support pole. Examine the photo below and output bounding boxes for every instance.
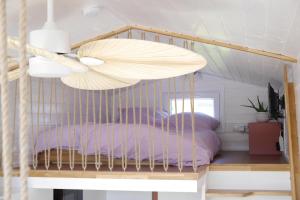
[47,0,54,23]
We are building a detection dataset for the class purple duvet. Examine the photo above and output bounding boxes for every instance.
[36,123,221,166]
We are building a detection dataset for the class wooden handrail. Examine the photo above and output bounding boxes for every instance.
[130,25,297,63]
[72,24,298,63]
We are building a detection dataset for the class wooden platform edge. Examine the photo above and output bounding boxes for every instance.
[206,189,291,197]
[1,165,208,180]
[0,163,290,180]
[209,164,290,171]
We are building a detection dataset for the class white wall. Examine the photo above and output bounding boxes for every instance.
[107,191,152,200]
[10,189,53,200]
[104,191,290,200]
[105,191,202,200]
[84,190,106,200]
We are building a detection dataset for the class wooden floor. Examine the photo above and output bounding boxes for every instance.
[210,151,289,171]
[212,151,287,164]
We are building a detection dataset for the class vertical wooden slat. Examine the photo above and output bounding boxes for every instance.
[82,91,89,170]
[36,79,42,168]
[173,78,180,172]
[42,79,50,170]
[284,65,299,200]
[30,78,37,169]
[146,80,154,171]
[55,79,62,170]
[69,88,76,170]
[105,90,110,170]
[78,90,84,170]
[189,74,197,172]
[132,85,140,171]
[159,80,168,172]
[179,78,185,172]
[122,87,128,171]
[152,81,156,170]
[95,90,102,170]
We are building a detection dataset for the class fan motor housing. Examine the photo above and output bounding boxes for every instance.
[30,29,70,53]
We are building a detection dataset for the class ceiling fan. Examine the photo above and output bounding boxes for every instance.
[7,0,207,90]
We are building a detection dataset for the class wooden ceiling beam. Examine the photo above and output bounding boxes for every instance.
[130,25,297,63]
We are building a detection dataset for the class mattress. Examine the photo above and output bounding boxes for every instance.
[35,123,221,166]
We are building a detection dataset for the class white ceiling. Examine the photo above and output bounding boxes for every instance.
[6,0,300,88]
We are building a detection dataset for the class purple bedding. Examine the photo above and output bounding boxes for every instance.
[36,123,221,166]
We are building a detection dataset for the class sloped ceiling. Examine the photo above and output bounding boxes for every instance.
[6,0,300,88]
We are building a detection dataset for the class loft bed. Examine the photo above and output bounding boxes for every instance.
[8,27,288,173]
[10,71,215,195]
[3,25,297,199]
[5,27,226,174]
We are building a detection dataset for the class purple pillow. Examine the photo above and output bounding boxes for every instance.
[165,112,219,131]
[116,107,168,126]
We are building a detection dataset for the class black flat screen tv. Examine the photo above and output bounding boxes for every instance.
[268,83,280,119]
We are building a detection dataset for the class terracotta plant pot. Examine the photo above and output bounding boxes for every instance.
[255,112,269,122]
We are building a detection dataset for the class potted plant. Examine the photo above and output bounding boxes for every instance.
[241,96,269,122]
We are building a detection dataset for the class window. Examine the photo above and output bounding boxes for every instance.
[170,98,215,117]
[168,92,220,119]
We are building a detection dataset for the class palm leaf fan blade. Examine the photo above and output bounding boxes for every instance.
[79,39,207,80]
[61,70,140,90]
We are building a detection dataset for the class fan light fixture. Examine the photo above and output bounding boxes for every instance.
[80,57,104,66]
[28,0,72,78]
[29,56,72,78]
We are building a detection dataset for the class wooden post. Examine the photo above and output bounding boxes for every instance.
[152,192,158,200]
[283,65,300,200]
